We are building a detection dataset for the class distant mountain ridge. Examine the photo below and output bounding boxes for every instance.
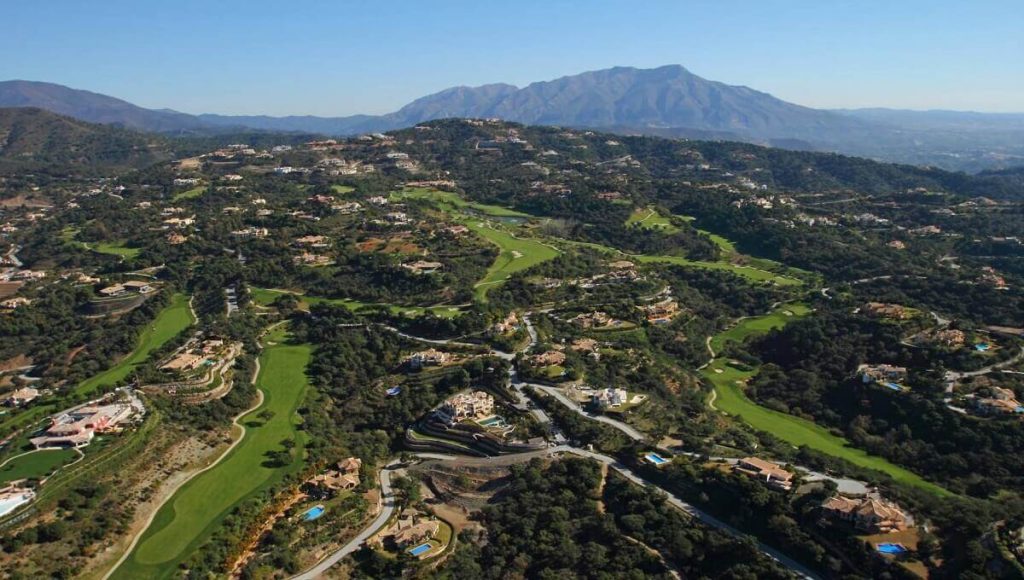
[2,67,1024,172]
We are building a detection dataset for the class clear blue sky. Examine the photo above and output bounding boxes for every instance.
[3,0,1022,115]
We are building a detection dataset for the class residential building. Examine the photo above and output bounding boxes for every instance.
[530,350,566,367]
[30,401,135,448]
[438,391,494,423]
[641,298,681,324]
[407,349,451,369]
[862,302,910,320]
[592,387,629,409]
[859,364,908,385]
[306,457,362,492]
[402,261,443,275]
[974,387,1024,416]
[822,495,911,534]
[734,457,795,491]
[4,387,39,407]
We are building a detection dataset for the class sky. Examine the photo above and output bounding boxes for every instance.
[3,0,1022,116]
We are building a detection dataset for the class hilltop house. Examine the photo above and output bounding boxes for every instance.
[859,364,908,385]
[306,457,362,494]
[862,302,910,320]
[591,387,629,409]
[30,401,135,448]
[974,386,1024,416]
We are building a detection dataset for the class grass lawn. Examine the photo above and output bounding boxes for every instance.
[172,185,206,201]
[0,448,78,485]
[250,288,464,318]
[626,207,680,233]
[112,326,311,579]
[331,185,355,194]
[76,293,195,397]
[704,305,951,496]
[464,219,560,301]
[634,254,802,286]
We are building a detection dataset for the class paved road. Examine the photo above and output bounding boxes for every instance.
[530,384,647,441]
[290,462,400,580]
[945,345,1024,393]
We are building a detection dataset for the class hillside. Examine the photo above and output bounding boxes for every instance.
[0,80,207,133]
[0,107,175,173]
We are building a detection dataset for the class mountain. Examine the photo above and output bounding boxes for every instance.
[3,69,1024,172]
[0,80,208,133]
[0,107,175,173]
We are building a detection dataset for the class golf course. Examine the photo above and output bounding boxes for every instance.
[250,288,465,318]
[703,304,950,496]
[111,325,312,579]
[464,219,560,301]
[77,293,195,396]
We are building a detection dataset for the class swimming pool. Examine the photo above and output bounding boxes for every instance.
[408,542,433,556]
[645,453,668,465]
[386,386,402,396]
[477,416,506,428]
[302,505,325,521]
[0,492,34,517]
[884,382,903,391]
[975,343,991,352]
[875,542,907,554]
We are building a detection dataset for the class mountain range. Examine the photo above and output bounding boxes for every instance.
[2,65,1023,172]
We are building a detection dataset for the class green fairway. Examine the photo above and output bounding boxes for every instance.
[635,254,802,286]
[331,185,355,194]
[250,288,464,318]
[112,326,311,579]
[172,185,206,201]
[463,219,560,301]
[393,187,532,218]
[61,226,141,259]
[704,305,950,496]
[626,207,681,233]
[0,448,78,485]
[76,293,195,396]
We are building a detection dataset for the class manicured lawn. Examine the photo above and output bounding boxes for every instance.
[331,185,355,194]
[112,326,311,579]
[626,207,680,233]
[0,448,78,485]
[703,305,950,496]
[76,293,195,397]
[172,185,206,201]
[250,288,464,318]
[464,219,560,301]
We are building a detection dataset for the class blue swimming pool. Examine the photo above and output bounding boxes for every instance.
[302,505,325,521]
[876,542,907,554]
[408,542,432,556]
[386,386,402,396]
[975,343,991,352]
[885,382,902,391]
[645,453,668,465]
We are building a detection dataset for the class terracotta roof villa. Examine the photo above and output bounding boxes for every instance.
[30,402,134,448]
[822,495,911,534]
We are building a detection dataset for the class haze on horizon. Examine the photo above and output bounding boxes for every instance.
[3,0,1022,117]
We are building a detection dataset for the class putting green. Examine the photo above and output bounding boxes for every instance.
[704,305,950,496]
[112,326,311,578]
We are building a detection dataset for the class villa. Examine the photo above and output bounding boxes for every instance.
[822,495,911,534]
[973,387,1024,416]
[30,400,135,448]
[734,457,795,491]
[529,350,566,367]
[161,352,206,373]
[407,349,451,369]
[402,261,443,275]
[570,311,615,329]
[492,311,520,334]
[862,302,910,320]
[859,364,908,385]
[437,391,494,423]
[376,508,439,550]
[640,298,681,324]
[0,297,31,310]
[306,457,362,493]
[3,386,39,407]
[591,387,629,409]
[294,235,331,247]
